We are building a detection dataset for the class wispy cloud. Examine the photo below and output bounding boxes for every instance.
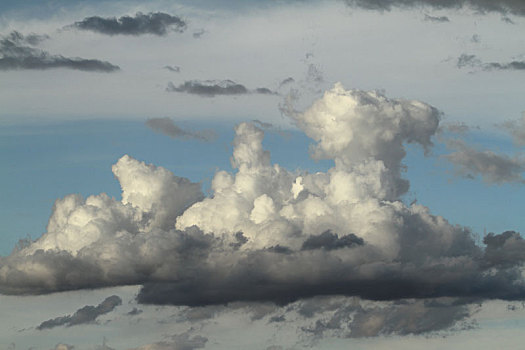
[457,54,525,72]
[424,14,450,22]
[37,295,122,330]
[0,31,119,72]
[163,65,180,73]
[146,117,216,141]
[166,80,277,97]
[445,139,525,184]
[130,331,207,350]
[69,12,186,36]
[343,0,525,16]
[500,113,525,146]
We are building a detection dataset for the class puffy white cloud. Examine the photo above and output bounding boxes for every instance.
[0,84,524,327]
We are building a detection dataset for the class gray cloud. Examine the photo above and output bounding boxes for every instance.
[278,77,295,88]
[166,80,277,97]
[146,117,216,141]
[130,331,207,350]
[192,29,206,39]
[424,14,450,22]
[164,65,180,73]
[445,139,525,184]
[483,231,525,268]
[37,295,122,330]
[0,31,119,72]
[457,54,525,72]
[301,231,364,251]
[343,0,525,16]
[127,308,143,316]
[299,297,472,339]
[70,12,186,36]
[500,113,525,146]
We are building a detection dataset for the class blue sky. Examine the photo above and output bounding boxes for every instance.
[2,1,525,349]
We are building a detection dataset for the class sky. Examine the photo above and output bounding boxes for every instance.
[1,0,525,349]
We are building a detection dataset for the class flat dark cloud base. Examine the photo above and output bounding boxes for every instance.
[70,12,186,36]
[0,31,119,72]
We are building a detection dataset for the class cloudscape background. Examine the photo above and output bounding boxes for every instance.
[1,0,525,349]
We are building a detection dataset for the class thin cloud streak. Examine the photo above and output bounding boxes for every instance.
[0,31,119,72]
[69,12,186,36]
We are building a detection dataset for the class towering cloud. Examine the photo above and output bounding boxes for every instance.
[70,12,186,36]
[1,84,524,336]
[0,31,119,72]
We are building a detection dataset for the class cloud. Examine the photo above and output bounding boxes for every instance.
[130,331,207,350]
[52,345,74,350]
[457,54,525,72]
[444,139,525,184]
[298,297,472,339]
[342,0,525,16]
[278,77,295,88]
[69,12,186,36]
[164,65,180,73]
[424,14,450,22]
[301,231,364,251]
[127,307,143,316]
[2,84,525,338]
[166,80,277,97]
[146,117,216,141]
[192,29,206,39]
[500,113,525,146]
[37,295,122,330]
[0,31,119,72]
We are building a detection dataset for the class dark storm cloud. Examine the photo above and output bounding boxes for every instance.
[343,0,525,16]
[166,80,277,97]
[445,139,525,184]
[70,12,186,36]
[301,231,364,250]
[424,14,450,22]
[146,117,216,141]
[37,295,122,330]
[483,231,525,268]
[0,31,119,72]
[457,54,525,72]
[136,228,525,307]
